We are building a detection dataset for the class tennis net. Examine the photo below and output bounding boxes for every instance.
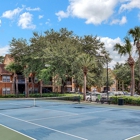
[0,96,81,110]
[0,98,36,110]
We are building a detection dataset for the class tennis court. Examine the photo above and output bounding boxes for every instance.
[0,98,140,140]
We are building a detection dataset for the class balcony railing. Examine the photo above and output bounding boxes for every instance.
[18,79,25,84]
[66,81,72,85]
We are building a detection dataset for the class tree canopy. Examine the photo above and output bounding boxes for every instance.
[8,28,111,94]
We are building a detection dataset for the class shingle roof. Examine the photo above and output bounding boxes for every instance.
[3,54,14,65]
[0,64,12,75]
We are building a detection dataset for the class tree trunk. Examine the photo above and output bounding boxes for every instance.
[138,52,140,93]
[136,42,140,93]
[116,80,118,91]
[122,81,124,91]
[61,80,66,93]
[83,72,86,101]
[53,76,57,93]
[40,80,42,97]
[130,65,135,96]
[31,76,34,93]
[12,73,15,95]
[119,81,121,91]
[25,77,29,97]
[16,75,18,95]
[128,56,135,96]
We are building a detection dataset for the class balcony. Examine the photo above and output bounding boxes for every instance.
[66,81,72,85]
[18,79,25,84]
[17,75,25,84]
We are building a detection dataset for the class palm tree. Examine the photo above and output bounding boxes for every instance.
[5,62,21,96]
[75,54,96,101]
[128,26,140,92]
[128,26,140,50]
[114,37,135,96]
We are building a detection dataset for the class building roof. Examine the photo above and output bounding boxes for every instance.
[0,64,12,75]
[3,54,14,65]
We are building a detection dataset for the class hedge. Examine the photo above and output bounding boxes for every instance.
[110,96,140,106]
[0,93,82,99]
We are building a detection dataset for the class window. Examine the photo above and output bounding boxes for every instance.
[2,88,10,94]
[112,88,116,91]
[34,88,38,93]
[2,76,10,82]
[34,77,38,83]
[65,87,72,92]
[29,88,38,94]
[66,77,72,85]
[29,77,31,82]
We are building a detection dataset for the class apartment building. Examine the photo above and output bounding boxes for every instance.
[0,63,13,95]
[0,54,117,95]
[0,54,75,95]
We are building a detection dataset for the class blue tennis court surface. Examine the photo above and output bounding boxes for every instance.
[0,99,140,140]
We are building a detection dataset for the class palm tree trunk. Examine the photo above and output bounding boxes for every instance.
[138,52,140,93]
[31,76,34,93]
[119,81,121,91]
[53,77,55,92]
[116,80,118,91]
[25,77,29,97]
[83,72,86,101]
[122,81,124,91]
[130,65,135,96]
[12,73,15,95]
[16,75,18,95]
[40,80,42,96]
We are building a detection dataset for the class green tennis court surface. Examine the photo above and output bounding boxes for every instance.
[0,98,140,140]
[0,124,34,140]
[125,135,140,140]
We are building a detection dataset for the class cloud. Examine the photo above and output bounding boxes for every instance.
[110,16,127,25]
[38,15,44,19]
[119,0,140,12]
[2,7,23,19]
[18,12,36,29]
[101,37,122,48]
[0,46,10,56]
[56,11,69,21]
[100,37,126,68]
[56,0,118,24]
[138,13,140,20]
[0,20,1,26]
[45,19,51,26]
[100,36,138,69]
[26,7,40,11]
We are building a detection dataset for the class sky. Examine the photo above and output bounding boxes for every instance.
[0,0,140,69]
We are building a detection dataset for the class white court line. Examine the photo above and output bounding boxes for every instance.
[0,113,88,140]
[28,109,112,121]
[125,134,140,140]
[0,124,36,140]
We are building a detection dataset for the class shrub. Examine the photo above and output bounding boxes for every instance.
[110,96,140,106]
